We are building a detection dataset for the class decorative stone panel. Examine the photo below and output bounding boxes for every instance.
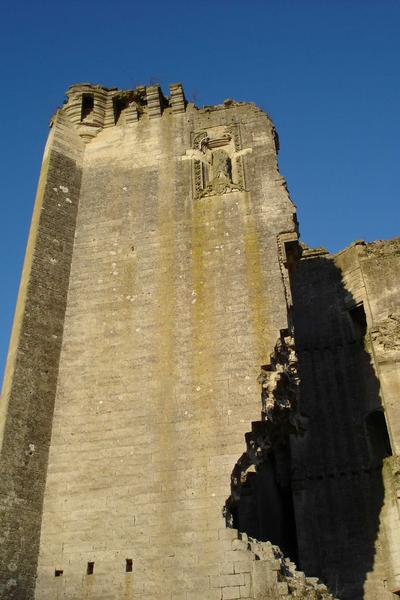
[187,124,249,198]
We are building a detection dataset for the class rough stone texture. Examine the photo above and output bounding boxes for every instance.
[0,115,84,599]
[10,84,298,600]
[0,82,399,600]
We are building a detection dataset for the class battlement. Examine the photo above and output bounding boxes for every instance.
[58,82,255,143]
[59,82,187,142]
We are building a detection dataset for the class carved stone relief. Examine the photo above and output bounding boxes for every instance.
[187,125,248,198]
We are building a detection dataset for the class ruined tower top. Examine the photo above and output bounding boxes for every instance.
[56,82,264,144]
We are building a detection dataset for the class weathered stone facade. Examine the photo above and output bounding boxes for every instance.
[0,82,399,600]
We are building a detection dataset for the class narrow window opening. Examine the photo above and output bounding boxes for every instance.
[349,303,367,340]
[283,240,301,272]
[81,94,94,121]
[113,96,127,124]
[86,561,94,575]
[366,410,392,462]
[125,558,133,572]
[54,569,63,577]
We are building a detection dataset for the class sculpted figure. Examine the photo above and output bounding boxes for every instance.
[207,149,232,194]
[191,132,244,197]
[200,148,243,196]
[212,149,232,182]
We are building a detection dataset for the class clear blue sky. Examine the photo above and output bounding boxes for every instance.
[1,0,399,383]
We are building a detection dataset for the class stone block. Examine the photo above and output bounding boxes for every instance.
[222,587,241,600]
[211,574,245,588]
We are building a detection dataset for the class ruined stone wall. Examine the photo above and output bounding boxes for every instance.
[359,239,400,454]
[0,116,84,598]
[353,239,400,595]
[291,239,400,600]
[2,81,398,600]
[31,85,299,600]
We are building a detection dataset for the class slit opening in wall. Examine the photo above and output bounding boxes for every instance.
[86,562,94,575]
[113,96,128,124]
[126,558,133,572]
[365,410,393,462]
[54,569,63,577]
[348,302,367,340]
[283,240,301,273]
[81,93,94,121]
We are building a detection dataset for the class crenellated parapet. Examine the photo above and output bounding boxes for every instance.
[169,82,186,113]
[58,82,187,142]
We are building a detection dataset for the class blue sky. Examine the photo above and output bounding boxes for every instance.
[0,0,399,383]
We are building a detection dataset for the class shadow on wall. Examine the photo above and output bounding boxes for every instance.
[225,253,391,600]
[224,329,303,567]
[224,425,299,563]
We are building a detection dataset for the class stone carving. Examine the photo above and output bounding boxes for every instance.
[201,148,242,196]
[371,313,400,353]
[192,131,210,151]
[190,125,246,198]
[212,148,232,180]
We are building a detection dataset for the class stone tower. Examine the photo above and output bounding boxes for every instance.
[0,82,399,600]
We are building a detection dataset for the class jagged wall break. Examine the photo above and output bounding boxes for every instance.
[0,82,399,600]
[224,330,302,561]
